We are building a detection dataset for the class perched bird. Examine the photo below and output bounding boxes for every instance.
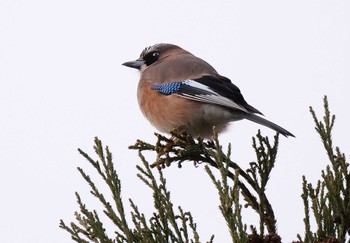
[123,43,294,138]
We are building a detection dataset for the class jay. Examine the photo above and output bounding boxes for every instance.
[123,43,294,138]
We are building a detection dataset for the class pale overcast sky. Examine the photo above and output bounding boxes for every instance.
[1,1,349,242]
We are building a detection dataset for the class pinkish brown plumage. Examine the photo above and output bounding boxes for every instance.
[123,43,294,138]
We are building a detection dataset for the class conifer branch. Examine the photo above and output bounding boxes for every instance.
[130,129,281,239]
[297,96,350,243]
[60,137,210,243]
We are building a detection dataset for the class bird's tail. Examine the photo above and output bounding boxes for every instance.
[241,113,295,137]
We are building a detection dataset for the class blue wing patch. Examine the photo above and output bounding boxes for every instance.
[152,80,190,95]
[151,76,262,114]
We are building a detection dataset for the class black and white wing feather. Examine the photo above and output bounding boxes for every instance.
[152,75,262,115]
[152,75,294,137]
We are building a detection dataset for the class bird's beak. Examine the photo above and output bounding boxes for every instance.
[122,58,144,70]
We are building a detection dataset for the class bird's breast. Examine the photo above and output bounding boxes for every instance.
[137,81,240,138]
[137,81,198,132]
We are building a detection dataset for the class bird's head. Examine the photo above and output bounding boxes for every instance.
[122,43,188,73]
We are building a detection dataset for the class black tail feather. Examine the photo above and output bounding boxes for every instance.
[241,113,295,137]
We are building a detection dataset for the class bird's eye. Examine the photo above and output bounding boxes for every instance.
[144,51,160,66]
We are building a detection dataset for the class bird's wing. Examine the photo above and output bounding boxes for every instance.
[152,75,262,114]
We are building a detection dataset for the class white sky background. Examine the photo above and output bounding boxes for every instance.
[1,1,349,242]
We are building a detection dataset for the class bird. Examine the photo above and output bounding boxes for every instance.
[123,43,294,138]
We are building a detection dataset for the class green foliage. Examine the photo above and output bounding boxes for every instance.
[130,129,281,241]
[61,96,350,243]
[60,138,209,243]
[296,96,350,243]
